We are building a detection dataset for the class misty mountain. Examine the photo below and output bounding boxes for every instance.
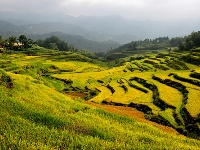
[0,21,120,51]
[1,11,200,45]
[0,12,141,42]
[28,32,120,52]
[22,22,95,38]
[0,12,139,43]
[0,20,19,31]
[0,20,24,37]
[0,20,99,40]
[0,17,138,44]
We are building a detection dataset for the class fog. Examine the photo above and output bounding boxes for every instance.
[1,0,200,21]
[0,0,200,43]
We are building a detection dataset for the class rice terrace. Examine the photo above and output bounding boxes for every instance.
[0,31,200,149]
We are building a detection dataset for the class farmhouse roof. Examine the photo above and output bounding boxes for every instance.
[13,43,23,46]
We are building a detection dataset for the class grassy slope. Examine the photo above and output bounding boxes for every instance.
[0,50,200,149]
[52,54,200,134]
[0,70,200,150]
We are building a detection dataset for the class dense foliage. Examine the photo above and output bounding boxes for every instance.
[110,36,186,53]
[0,35,32,51]
[105,36,187,61]
[36,35,70,51]
[179,31,200,51]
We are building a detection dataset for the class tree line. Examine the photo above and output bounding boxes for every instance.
[179,31,200,51]
[0,35,73,52]
[136,31,200,51]
[110,36,187,53]
[0,35,33,51]
[36,35,71,51]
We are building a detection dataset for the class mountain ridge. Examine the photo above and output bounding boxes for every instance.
[29,32,121,52]
[1,11,199,40]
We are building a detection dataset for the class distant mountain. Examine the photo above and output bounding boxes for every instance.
[0,19,137,44]
[28,32,120,52]
[0,12,140,43]
[0,21,120,51]
[0,20,98,39]
[1,11,200,44]
[22,22,95,38]
[0,20,24,37]
[0,20,19,31]
[20,21,139,44]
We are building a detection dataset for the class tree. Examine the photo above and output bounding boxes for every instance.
[128,41,137,51]
[49,43,59,50]
[8,36,17,50]
[0,36,3,46]
[179,43,185,51]
[169,37,185,47]
[0,36,4,51]
[36,35,69,51]
[28,38,33,45]
[18,35,29,50]
[180,31,200,51]
[190,31,200,47]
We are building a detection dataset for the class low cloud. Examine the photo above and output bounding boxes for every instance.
[0,0,200,21]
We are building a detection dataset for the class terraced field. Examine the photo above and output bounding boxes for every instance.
[1,50,200,140]
[52,52,200,139]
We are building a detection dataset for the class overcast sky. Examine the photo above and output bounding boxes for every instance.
[1,0,200,21]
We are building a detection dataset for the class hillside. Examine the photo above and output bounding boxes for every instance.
[105,36,187,61]
[52,50,200,139]
[29,32,120,52]
[0,48,200,149]
[0,20,96,39]
[0,21,120,52]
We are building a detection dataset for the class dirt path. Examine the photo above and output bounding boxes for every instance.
[85,101,185,137]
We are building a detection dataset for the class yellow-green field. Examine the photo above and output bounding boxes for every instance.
[0,50,200,149]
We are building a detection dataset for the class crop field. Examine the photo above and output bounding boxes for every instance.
[49,51,200,139]
[186,89,200,118]
[0,49,200,149]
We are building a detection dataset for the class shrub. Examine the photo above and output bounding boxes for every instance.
[106,84,115,94]
[172,74,200,87]
[190,72,200,79]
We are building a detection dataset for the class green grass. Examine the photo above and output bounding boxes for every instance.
[152,78,183,108]
[186,89,200,118]
[1,73,200,149]
[41,76,66,91]
[159,109,179,127]
[90,86,112,103]
[52,59,200,137]
[0,50,200,149]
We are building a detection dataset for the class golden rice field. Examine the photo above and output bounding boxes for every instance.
[52,60,200,118]
[51,53,200,139]
[0,50,200,147]
[152,80,183,108]
[44,61,103,73]
[90,86,112,103]
[186,89,200,118]
[159,108,179,127]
